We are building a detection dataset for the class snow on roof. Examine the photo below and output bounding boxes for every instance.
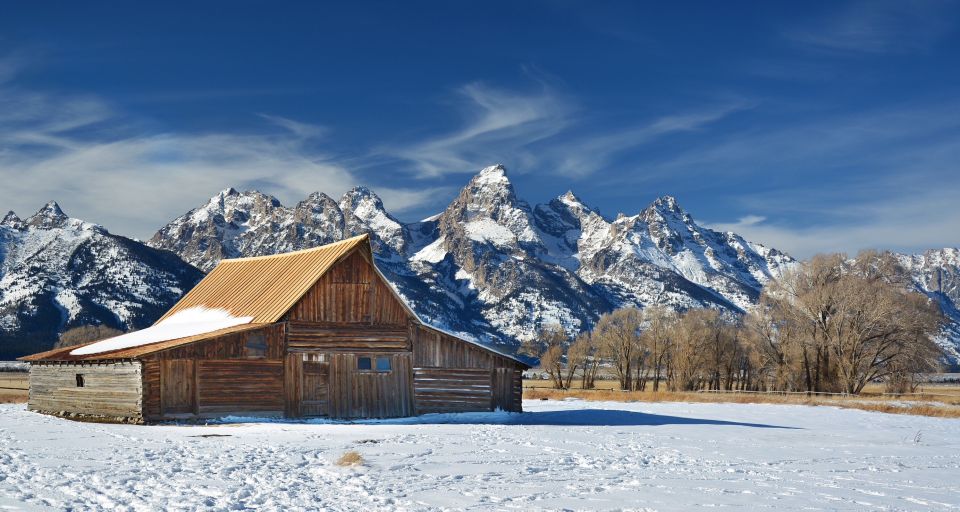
[70,307,253,356]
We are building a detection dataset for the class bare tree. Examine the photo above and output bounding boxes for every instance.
[640,306,675,392]
[569,332,601,389]
[522,324,569,389]
[594,307,644,390]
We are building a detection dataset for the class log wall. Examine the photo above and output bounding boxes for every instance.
[286,322,410,352]
[413,368,492,414]
[28,361,143,421]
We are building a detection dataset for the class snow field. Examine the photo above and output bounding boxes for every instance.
[0,400,958,511]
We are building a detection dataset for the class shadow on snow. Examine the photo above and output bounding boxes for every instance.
[209,408,798,430]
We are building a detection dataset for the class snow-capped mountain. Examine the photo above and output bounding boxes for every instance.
[895,249,960,366]
[0,203,204,359]
[148,165,797,352]
[148,186,411,272]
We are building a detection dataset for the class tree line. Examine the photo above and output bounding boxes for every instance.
[522,251,945,395]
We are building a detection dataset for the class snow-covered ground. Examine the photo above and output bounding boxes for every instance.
[1,400,958,511]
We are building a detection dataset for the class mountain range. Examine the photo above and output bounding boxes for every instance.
[1,164,958,365]
[0,203,202,359]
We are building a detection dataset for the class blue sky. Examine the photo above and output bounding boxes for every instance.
[1,1,958,258]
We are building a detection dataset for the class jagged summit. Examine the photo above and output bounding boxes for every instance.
[22,201,74,230]
[340,185,384,208]
[559,190,579,203]
[1,211,23,229]
[646,195,688,217]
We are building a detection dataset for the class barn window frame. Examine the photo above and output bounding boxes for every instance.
[75,374,85,387]
[357,355,392,373]
[243,333,268,359]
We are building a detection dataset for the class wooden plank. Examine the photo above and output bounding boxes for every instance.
[413,367,493,414]
[28,361,143,420]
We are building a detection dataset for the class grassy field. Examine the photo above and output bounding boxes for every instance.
[524,378,960,418]
[0,373,28,403]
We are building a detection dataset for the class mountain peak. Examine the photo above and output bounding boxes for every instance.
[219,187,239,197]
[652,195,681,211]
[1,211,23,229]
[472,164,510,187]
[340,186,385,210]
[25,201,69,228]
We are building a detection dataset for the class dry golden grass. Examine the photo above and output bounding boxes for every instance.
[0,373,28,404]
[524,380,960,419]
[335,450,364,467]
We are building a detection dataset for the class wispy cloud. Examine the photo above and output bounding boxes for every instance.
[707,187,960,259]
[386,82,574,177]
[785,0,956,55]
[0,62,441,239]
[549,102,751,177]
[384,81,748,179]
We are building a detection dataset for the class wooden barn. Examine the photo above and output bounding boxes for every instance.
[20,234,528,423]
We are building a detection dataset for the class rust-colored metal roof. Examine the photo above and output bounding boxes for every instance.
[19,323,269,362]
[158,234,370,324]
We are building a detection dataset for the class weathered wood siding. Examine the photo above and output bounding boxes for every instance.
[28,361,143,420]
[145,324,285,360]
[197,360,284,415]
[142,325,285,420]
[283,353,303,418]
[413,368,492,414]
[491,368,523,412]
[160,359,195,415]
[287,322,410,352]
[412,324,524,370]
[285,251,407,325]
[327,353,414,419]
[300,355,329,417]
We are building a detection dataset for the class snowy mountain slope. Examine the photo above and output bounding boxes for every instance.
[895,249,960,367]
[0,203,204,359]
[148,165,797,351]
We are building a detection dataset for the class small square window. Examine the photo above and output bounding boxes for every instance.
[376,357,391,372]
[358,357,372,370]
[76,374,85,387]
[244,333,267,358]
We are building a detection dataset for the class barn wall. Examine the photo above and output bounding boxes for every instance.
[285,250,407,325]
[28,361,143,421]
[142,325,286,420]
[412,325,522,370]
[197,360,283,415]
[413,368,492,414]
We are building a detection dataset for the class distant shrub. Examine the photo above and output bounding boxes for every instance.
[56,325,125,349]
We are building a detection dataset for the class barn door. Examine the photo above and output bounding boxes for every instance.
[161,360,195,416]
[301,355,329,417]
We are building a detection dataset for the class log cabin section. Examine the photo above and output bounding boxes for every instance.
[20,234,529,423]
